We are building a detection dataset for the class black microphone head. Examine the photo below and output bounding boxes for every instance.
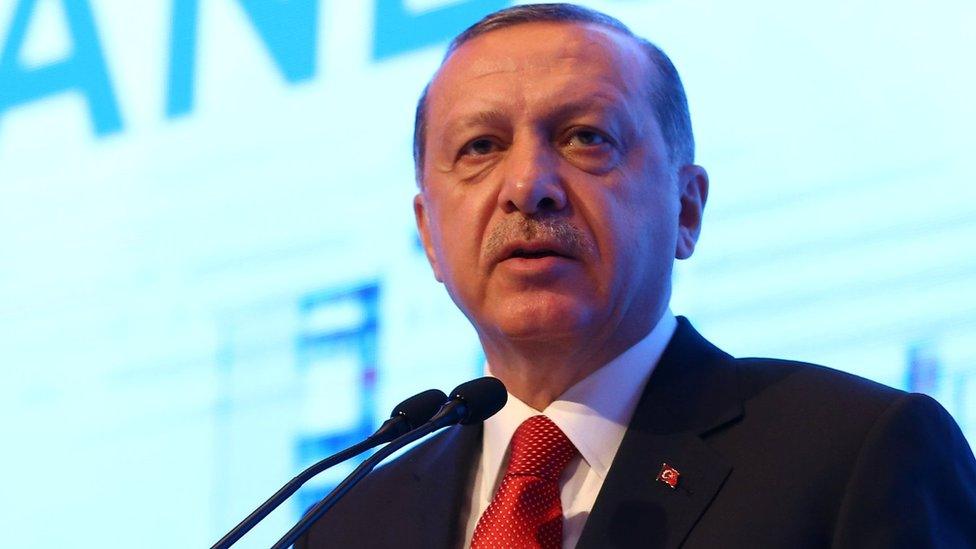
[448,377,507,425]
[392,389,448,430]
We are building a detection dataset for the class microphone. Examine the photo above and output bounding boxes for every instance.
[271,377,507,549]
[366,388,450,444]
[426,376,509,428]
[211,388,447,549]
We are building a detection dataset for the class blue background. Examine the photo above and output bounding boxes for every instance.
[1,0,974,546]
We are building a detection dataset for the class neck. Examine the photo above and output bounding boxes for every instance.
[485,345,604,411]
[481,312,661,410]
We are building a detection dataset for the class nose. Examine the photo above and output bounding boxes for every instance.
[497,134,567,215]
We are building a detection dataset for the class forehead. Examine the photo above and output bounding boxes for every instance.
[427,22,653,118]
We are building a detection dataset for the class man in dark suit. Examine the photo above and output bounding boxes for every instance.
[300,4,976,547]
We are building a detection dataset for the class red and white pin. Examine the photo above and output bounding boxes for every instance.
[656,463,680,489]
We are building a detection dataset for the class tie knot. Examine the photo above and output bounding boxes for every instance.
[506,415,578,482]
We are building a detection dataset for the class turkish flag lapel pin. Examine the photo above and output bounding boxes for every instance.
[656,462,680,489]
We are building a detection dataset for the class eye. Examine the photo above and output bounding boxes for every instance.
[459,137,500,158]
[567,128,611,148]
[561,126,621,173]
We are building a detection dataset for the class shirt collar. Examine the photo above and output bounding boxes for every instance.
[482,309,677,482]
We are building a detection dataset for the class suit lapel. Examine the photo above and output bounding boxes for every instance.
[577,317,743,549]
[406,423,482,549]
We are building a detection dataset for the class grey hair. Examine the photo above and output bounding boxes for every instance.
[412,3,695,183]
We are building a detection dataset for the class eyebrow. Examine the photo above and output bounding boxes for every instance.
[436,89,633,149]
[442,109,509,137]
[444,95,622,132]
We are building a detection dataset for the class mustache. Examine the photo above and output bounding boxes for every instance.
[484,216,593,260]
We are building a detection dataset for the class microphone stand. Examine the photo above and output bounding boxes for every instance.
[270,405,466,549]
[212,388,447,549]
[211,437,378,549]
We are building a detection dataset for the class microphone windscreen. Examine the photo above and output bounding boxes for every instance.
[392,389,448,430]
[449,377,507,425]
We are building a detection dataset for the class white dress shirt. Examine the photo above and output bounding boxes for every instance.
[462,310,678,548]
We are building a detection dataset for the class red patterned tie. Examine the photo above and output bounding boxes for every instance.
[471,415,579,549]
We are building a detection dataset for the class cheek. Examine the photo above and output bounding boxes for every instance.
[600,182,680,276]
[428,189,492,280]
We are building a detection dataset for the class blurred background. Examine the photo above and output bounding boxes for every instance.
[1,0,973,546]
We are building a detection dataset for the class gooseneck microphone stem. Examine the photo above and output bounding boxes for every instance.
[270,402,468,549]
[212,388,448,549]
[211,437,378,549]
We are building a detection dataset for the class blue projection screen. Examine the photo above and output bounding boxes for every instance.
[1,1,974,547]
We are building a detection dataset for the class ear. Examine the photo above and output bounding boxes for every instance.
[414,193,444,282]
[675,164,709,260]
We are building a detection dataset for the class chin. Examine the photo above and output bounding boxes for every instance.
[485,293,594,342]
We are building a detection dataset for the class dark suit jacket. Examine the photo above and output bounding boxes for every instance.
[298,317,976,548]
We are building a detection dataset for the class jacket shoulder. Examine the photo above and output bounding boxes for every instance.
[733,356,905,417]
[693,355,976,546]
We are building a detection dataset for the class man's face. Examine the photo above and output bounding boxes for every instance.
[415,22,705,349]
